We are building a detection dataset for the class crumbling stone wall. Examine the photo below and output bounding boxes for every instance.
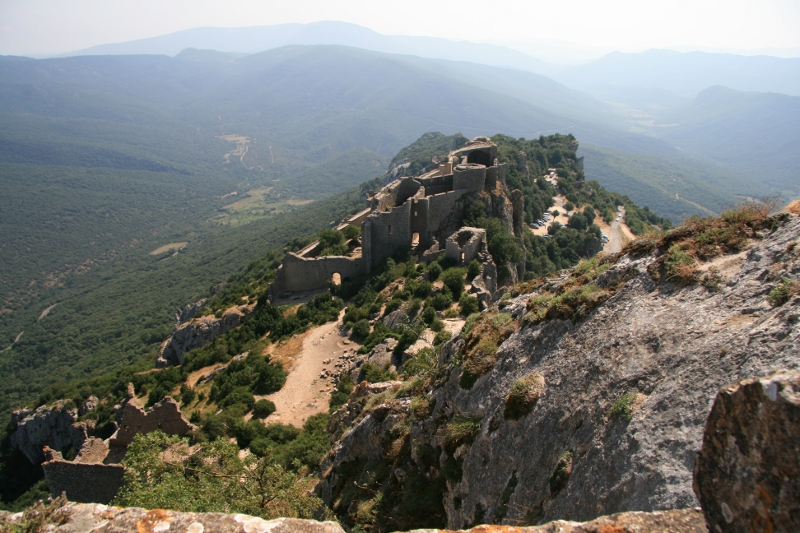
[110,397,193,447]
[269,253,364,299]
[445,227,486,266]
[42,447,125,504]
[41,395,194,504]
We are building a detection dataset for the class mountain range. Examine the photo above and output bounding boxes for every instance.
[1,28,799,452]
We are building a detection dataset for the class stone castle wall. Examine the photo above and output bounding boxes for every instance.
[110,397,193,447]
[444,227,485,266]
[270,253,364,298]
[453,164,486,192]
[364,201,412,269]
[267,138,514,300]
[43,456,125,504]
[41,394,194,504]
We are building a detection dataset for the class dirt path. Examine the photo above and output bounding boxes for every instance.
[263,313,360,427]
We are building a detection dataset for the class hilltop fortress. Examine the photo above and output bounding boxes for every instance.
[269,137,525,302]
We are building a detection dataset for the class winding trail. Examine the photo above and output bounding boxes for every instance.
[263,312,360,427]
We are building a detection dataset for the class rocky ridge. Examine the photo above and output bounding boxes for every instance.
[157,303,255,367]
[10,400,95,464]
[319,208,800,529]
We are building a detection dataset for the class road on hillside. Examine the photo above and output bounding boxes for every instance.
[601,206,628,254]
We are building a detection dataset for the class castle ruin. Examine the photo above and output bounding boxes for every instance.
[41,389,194,504]
[269,137,522,302]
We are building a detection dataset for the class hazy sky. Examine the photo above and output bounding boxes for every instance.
[1,0,799,58]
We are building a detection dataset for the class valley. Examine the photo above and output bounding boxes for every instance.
[0,31,798,531]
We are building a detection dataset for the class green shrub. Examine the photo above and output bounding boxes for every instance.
[459,295,480,315]
[179,384,196,405]
[252,399,276,419]
[768,278,800,307]
[427,262,442,281]
[421,306,437,325]
[362,363,397,383]
[466,260,482,280]
[664,245,696,282]
[221,389,255,410]
[440,415,481,452]
[430,318,445,332]
[434,331,452,346]
[404,347,437,378]
[342,224,361,240]
[352,319,371,339]
[409,280,432,298]
[609,392,641,420]
[548,451,573,493]
[440,268,467,298]
[383,298,403,315]
[430,291,453,311]
[252,363,287,395]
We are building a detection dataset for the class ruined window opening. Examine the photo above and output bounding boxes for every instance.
[388,225,393,235]
[412,232,420,246]
[461,252,465,263]
[331,273,341,286]
[414,211,418,217]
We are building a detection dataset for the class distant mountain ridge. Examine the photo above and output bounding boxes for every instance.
[61,21,560,77]
[555,48,800,97]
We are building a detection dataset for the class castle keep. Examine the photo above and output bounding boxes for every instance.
[269,137,520,301]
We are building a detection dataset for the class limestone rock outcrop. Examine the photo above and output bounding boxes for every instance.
[157,303,254,366]
[10,401,94,464]
[693,370,800,532]
[322,212,800,528]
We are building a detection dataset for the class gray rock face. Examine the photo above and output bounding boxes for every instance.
[79,396,99,416]
[176,298,207,328]
[323,214,800,528]
[693,370,800,532]
[157,303,254,366]
[10,401,94,464]
[436,216,800,527]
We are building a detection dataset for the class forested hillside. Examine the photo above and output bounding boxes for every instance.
[1,44,790,442]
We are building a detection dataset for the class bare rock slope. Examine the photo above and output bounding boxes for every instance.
[321,210,800,529]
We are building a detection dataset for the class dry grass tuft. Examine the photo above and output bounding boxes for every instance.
[504,373,545,420]
[787,200,800,215]
[458,311,519,388]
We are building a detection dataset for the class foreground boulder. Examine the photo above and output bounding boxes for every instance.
[694,370,800,532]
